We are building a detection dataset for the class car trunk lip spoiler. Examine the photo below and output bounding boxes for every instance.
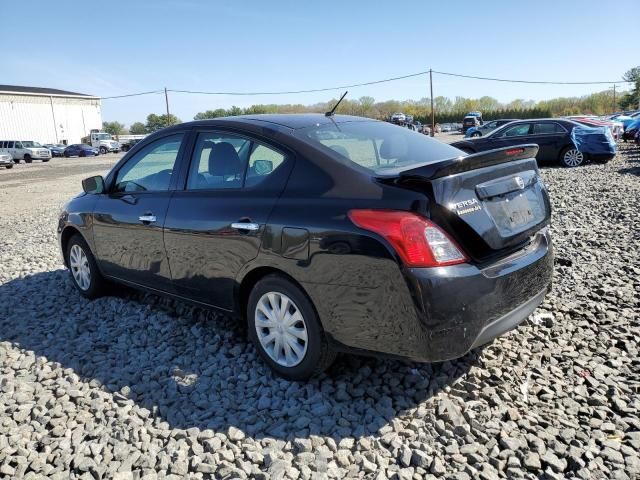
[375,144,540,181]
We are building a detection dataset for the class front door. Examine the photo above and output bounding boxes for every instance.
[164,130,292,310]
[92,132,185,290]
[490,122,534,152]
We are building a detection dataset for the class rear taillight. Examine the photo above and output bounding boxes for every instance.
[348,210,468,267]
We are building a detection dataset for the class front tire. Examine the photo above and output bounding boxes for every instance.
[560,146,584,168]
[24,155,32,163]
[5,164,13,169]
[247,274,336,380]
[66,234,107,299]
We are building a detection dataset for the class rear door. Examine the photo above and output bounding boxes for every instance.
[530,122,568,161]
[92,132,186,291]
[164,129,293,310]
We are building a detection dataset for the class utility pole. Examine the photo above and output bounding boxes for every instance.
[164,87,171,126]
[613,84,616,113]
[429,69,435,137]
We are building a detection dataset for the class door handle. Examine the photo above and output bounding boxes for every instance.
[231,222,260,231]
[139,214,157,223]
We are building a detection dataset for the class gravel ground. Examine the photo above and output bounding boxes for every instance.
[0,146,639,480]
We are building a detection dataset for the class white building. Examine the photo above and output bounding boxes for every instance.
[0,85,101,145]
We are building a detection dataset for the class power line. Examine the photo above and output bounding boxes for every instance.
[432,70,632,85]
[100,69,633,99]
[167,71,429,96]
[101,90,162,100]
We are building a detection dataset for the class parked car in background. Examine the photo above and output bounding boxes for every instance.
[451,118,615,167]
[441,124,452,133]
[391,112,406,123]
[64,144,100,157]
[462,115,482,134]
[0,140,51,163]
[0,152,13,169]
[569,116,622,140]
[635,129,640,145]
[465,119,520,138]
[44,144,67,157]
[81,130,120,154]
[59,114,554,380]
[622,119,640,142]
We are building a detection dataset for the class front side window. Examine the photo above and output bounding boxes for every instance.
[499,124,531,137]
[14,142,22,148]
[114,134,183,193]
[298,120,462,171]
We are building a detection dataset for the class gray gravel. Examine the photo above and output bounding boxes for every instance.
[1,146,639,479]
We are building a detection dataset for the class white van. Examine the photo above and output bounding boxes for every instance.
[0,141,51,163]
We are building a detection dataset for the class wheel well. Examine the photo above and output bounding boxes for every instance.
[237,267,310,322]
[60,226,82,266]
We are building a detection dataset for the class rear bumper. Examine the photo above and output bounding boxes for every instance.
[312,228,553,362]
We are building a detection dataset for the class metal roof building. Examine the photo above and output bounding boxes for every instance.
[0,85,101,145]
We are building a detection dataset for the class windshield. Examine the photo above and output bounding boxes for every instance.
[95,133,112,140]
[21,141,42,148]
[298,120,463,172]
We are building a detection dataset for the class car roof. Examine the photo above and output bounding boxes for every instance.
[187,114,378,131]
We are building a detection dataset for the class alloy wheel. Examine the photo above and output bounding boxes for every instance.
[563,149,584,167]
[255,292,308,367]
[69,244,91,290]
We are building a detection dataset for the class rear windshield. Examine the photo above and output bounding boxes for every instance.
[298,120,463,172]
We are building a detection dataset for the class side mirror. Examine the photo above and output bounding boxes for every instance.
[82,175,105,194]
[253,159,273,175]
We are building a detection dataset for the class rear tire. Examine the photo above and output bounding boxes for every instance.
[99,146,108,154]
[66,234,107,299]
[247,274,336,380]
[559,146,584,168]
[13,159,20,164]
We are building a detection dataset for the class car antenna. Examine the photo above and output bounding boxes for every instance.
[325,91,348,117]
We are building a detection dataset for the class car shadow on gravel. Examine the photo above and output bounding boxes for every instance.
[0,270,480,441]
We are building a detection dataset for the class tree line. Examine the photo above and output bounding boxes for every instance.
[102,66,640,135]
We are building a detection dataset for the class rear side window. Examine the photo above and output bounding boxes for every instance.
[187,133,250,190]
[187,132,286,190]
[8,141,14,148]
[533,123,565,134]
[245,144,285,188]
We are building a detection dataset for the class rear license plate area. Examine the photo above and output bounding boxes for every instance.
[484,188,545,235]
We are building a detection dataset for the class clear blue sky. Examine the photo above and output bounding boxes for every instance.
[2,0,636,125]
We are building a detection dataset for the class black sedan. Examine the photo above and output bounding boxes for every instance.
[451,118,615,167]
[58,115,554,379]
[64,144,99,157]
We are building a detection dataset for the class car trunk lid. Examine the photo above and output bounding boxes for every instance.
[377,145,551,259]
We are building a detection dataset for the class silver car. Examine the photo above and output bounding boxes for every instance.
[0,152,13,169]
[465,119,520,138]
